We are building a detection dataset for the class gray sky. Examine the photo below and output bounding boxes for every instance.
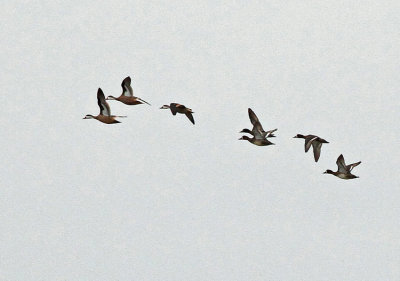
[1,1,400,280]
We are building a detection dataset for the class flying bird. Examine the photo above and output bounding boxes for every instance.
[106,76,150,105]
[293,134,329,162]
[239,108,275,146]
[324,154,361,179]
[160,103,195,124]
[240,108,277,138]
[83,88,126,124]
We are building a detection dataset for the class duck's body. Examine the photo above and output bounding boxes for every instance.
[83,88,125,124]
[239,135,274,146]
[93,114,121,124]
[240,108,277,138]
[110,95,145,105]
[160,103,195,124]
[324,171,359,180]
[106,76,150,105]
[293,134,329,162]
[324,154,361,180]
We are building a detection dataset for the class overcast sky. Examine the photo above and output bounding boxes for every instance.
[1,1,400,280]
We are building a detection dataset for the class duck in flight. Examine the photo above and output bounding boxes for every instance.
[240,108,277,138]
[293,134,329,162]
[106,76,150,105]
[324,154,361,179]
[239,108,275,146]
[160,103,195,124]
[83,88,126,124]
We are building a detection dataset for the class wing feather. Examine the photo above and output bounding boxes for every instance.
[170,103,178,115]
[248,108,260,126]
[305,136,317,152]
[336,154,348,173]
[265,128,277,138]
[312,141,322,162]
[347,161,361,172]
[121,76,134,97]
[253,123,266,140]
[185,112,195,124]
[97,88,111,116]
[252,122,264,138]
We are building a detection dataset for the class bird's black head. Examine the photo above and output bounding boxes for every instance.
[293,134,305,138]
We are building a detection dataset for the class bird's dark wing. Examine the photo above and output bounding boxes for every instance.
[305,136,317,152]
[97,88,111,116]
[312,141,322,162]
[265,128,277,138]
[121,76,134,97]
[336,154,347,173]
[248,108,260,126]
[347,161,361,172]
[252,122,265,139]
[185,112,195,124]
[170,103,178,115]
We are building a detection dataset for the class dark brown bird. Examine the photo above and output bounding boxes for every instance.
[160,103,195,124]
[293,134,329,162]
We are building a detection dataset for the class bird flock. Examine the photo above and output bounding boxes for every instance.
[84,76,361,180]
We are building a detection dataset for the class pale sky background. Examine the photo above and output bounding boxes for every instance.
[1,1,400,280]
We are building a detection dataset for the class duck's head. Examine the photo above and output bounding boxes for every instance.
[160,105,170,109]
[293,134,304,138]
[239,128,252,134]
[83,114,95,119]
[106,96,117,100]
[320,138,329,143]
[323,169,334,174]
